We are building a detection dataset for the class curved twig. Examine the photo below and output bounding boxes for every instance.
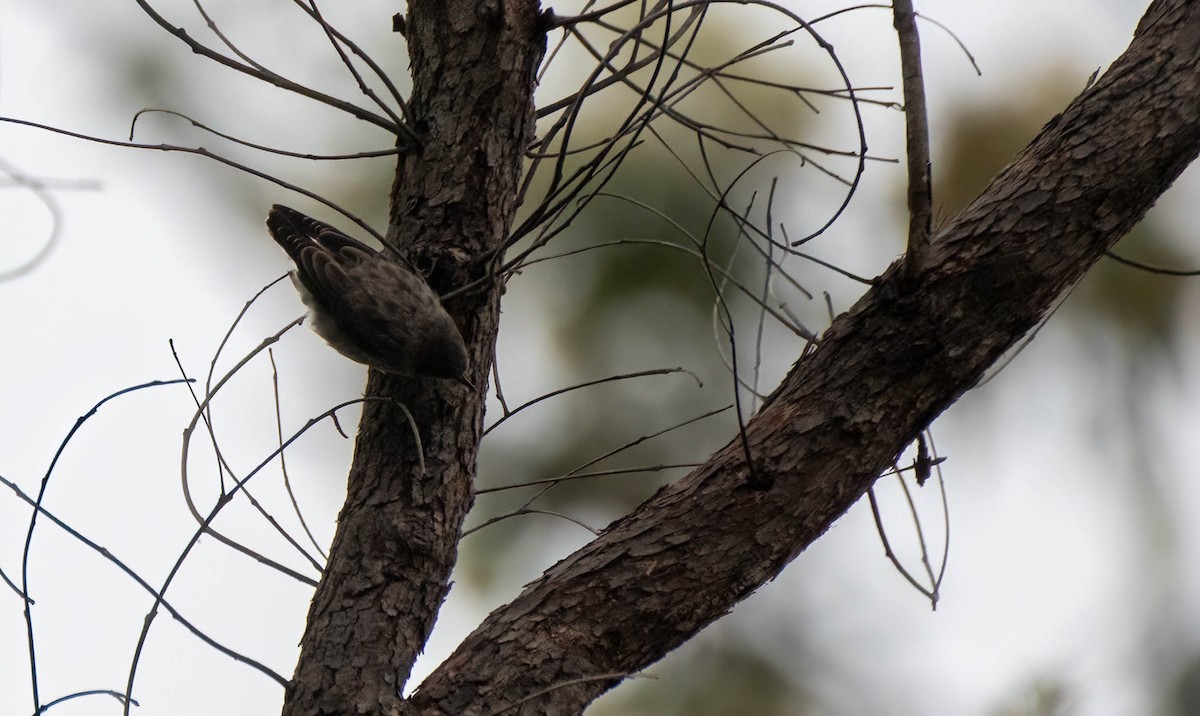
[129,108,401,161]
[0,116,385,243]
[130,0,401,133]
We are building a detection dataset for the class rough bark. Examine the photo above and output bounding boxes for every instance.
[281,2,545,714]
[278,1,1200,714]
[403,2,1200,714]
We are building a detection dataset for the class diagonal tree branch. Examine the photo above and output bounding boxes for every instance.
[408,1,1200,713]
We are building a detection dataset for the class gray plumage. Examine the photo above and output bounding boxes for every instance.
[266,205,471,386]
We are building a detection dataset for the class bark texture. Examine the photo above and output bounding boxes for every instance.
[281,0,1200,714]
[403,2,1200,714]
[281,2,545,714]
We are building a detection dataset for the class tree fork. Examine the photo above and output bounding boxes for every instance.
[408,2,1200,714]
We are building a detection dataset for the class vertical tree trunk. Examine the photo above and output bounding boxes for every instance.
[282,3,545,714]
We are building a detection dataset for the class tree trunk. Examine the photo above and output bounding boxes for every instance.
[281,2,546,714]
[284,1,1200,714]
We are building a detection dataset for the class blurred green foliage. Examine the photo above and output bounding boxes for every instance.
[935,78,1191,355]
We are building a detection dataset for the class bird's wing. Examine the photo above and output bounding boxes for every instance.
[266,205,378,306]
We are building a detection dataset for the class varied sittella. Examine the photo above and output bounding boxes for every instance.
[266,205,473,388]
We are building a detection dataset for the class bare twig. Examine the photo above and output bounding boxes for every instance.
[476,463,698,495]
[867,487,937,603]
[269,349,328,561]
[130,0,401,134]
[1104,249,1200,276]
[482,671,654,716]
[297,0,409,134]
[0,116,385,243]
[174,299,326,579]
[462,508,600,539]
[125,395,373,715]
[0,473,288,689]
[130,108,401,161]
[289,0,416,127]
[484,367,702,435]
[20,379,194,711]
[893,0,933,279]
[177,319,323,587]
[32,688,138,714]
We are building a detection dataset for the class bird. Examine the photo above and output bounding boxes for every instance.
[265,205,473,388]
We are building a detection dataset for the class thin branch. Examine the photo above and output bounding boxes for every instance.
[709,194,773,402]
[190,0,271,73]
[913,10,980,75]
[129,108,401,160]
[462,507,600,538]
[130,0,401,134]
[490,339,512,416]
[175,346,327,577]
[545,0,647,28]
[177,318,323,588]
[476,463,699,495]
[517,2,873,257]
[20,379,195,712]
[484,367,702,435]
[124,396,373,715]
[1,472,289,689]
[542,405,731,493]
[482,671,653,716]
[866,487,936,603]
[469,406,731,541]
[893,0,933,278]
[926,431,952,592]
[297,0,408,133]
[810,4,981,75]
[778,225,873,284]
[174,303,326,579]
[33,688,138,714]
[892,452,940,607]
[753,182,778,406]
[694,149,767,487]
[521,3,692,248]
[1104,249,1200,276]
[0,562,29,602]
[0,116,385,243]
[289,0,417,127]
[393,400,427,475]
[269,349,328,561]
